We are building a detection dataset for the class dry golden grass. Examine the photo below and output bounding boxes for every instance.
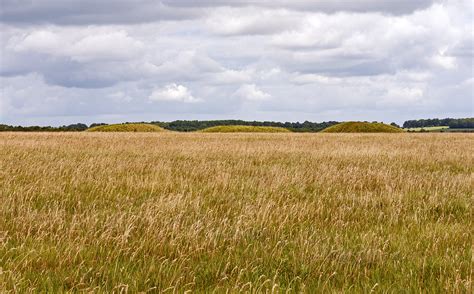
[0,132,472,292]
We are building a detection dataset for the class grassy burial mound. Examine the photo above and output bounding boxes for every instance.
[87,123,165,132]
[321,121,403,133]
[200,125,291,133]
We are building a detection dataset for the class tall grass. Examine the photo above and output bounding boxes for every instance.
[0,133,472,292]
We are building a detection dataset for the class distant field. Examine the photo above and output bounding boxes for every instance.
[404,126,450,132]
[442,128,474,132]
[0,133,472,292]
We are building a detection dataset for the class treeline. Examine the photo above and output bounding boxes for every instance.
[403,118,474,129]
[1,118,473,132]
[0,123,89,132]
[0,121,338,132]
[152,120,339,132]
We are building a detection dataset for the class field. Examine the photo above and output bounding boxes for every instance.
[404,127,474,133]
[405,126,450,132]
[442,128,474,133]
[0,132,472,292]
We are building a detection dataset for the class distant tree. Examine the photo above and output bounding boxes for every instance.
[3,118,472,132]
[403,118,473,129]
[60,123,88,131]
[390,122,400,128]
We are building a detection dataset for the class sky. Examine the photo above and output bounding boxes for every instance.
[0,0,473,126]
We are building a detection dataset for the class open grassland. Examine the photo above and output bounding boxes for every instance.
[0,133,472,292]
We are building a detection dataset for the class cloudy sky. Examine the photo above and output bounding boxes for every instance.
[1,0,472,126]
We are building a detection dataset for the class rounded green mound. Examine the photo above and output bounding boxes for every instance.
[200,125,291,133]
[87,123,165,132]
[321,122,403,133]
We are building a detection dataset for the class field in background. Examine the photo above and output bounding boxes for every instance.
[405,126,450,132]
[403,126,474,133]
[441,128,474,133]
[0,133,472,292]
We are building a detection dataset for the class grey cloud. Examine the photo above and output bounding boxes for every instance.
[165,0,439,15]
[0,50,136,88]
[1,0,439,26]
[449,37,474,58]
[1,0,472,126]
[0,0,200,25]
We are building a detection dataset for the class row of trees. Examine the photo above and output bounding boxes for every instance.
[152,120,339,132]
[0,123,89,132]
[1,118,472,132]
[0,120,340,133]
[403,118,474,129]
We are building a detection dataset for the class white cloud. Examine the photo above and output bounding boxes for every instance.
[379,87,425,107]
[149,84,201,103]
[68,31,144,62]
[109,91,133,103]
[12,30,62,53]
[291,74,342,85]
[234,84,271,101]
[0,0,472,125]
[430,52,457,69]
[0,92,11,120]
[210,69,253,84]
[12,29,144,62]
[206,7,301,35]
